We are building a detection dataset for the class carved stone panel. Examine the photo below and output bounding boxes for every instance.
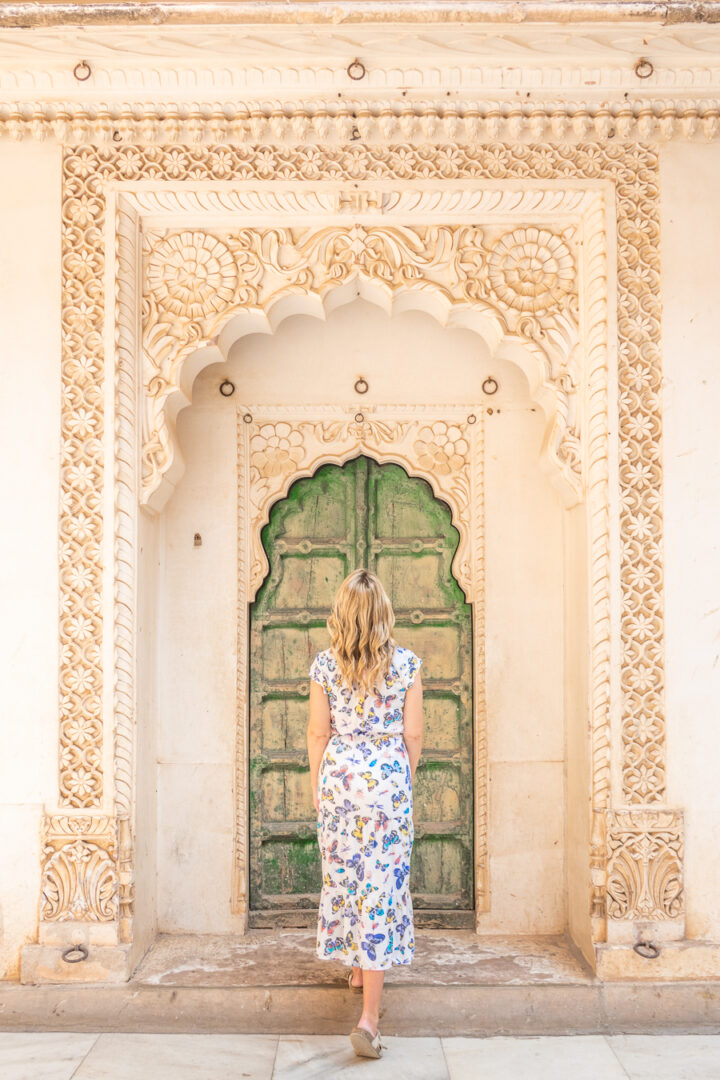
[45,140,672,957]
[605,809,685,942]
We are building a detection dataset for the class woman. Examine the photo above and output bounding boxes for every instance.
[307,568,423,1059]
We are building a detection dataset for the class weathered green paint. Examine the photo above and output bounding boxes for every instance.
[249,456,474,927]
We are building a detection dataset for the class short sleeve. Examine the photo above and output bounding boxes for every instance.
[404,650,422,690]
[309,652,328,693]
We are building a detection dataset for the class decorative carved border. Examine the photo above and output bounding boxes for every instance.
[50,138,668,938]
[140,211,584,516]
[234,405,487,915]
[4,100,720,144]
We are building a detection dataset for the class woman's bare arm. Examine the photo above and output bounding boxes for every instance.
[402,672,424,781]
[307,679,332,811]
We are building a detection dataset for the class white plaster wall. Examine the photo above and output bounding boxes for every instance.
[0,142,62,979]
[154,300,566,934]
[660,142,720,942]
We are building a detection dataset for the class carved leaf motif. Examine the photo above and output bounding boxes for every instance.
[41,840,118,922]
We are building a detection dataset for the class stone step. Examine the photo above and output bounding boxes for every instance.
[3,931,719,1036]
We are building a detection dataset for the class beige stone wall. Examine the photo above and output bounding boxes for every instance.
[0,34,718,975]
[0,143,62,979]
[660,141,720,944]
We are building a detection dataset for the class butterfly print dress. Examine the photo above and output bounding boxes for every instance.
[310,645,422,970]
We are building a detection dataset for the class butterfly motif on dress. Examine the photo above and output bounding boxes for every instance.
[324,936,345,956]
[346,852,365,881]
[352,816,367,842]
[361,933,386,961]
[394,865,409,889]
[381,761,403,779]
[360,771,378,790]
[327,840,344,865]
[391,790,408,810]
[382,830,400,851]
[396,914,411,936]
[331,768,351,790]
[331,893,345,912]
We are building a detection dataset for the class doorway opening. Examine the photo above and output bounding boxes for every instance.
[248,455,474,928]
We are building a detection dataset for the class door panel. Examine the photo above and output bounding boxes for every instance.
[249,456,474,927]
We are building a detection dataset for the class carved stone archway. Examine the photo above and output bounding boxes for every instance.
[21,140,686,983]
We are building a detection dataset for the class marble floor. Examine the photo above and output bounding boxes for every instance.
[2,1032,720,1080]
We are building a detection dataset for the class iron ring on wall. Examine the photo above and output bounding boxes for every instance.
[633,941,660,959]
[347,59,367,81]
[62,943,89,963]
[634,58,654,79]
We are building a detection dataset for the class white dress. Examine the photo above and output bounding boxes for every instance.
[310,645,422,970]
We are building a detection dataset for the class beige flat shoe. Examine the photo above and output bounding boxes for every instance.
[350,1025,384,1058]
[347,969,363,993]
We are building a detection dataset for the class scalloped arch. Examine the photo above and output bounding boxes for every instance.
[142,278,581,516]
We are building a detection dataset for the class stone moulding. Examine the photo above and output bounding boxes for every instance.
[3,101,720,143]
[41,137,679,958]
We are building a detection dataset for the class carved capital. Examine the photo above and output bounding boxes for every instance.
[605,808,684,926]
[40,814,118,924]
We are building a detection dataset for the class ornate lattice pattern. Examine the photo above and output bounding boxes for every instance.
[58,140,664,816]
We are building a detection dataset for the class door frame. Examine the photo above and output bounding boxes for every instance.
[235,406,487,923]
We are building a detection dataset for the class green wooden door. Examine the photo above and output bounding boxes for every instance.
[249,456,474,927]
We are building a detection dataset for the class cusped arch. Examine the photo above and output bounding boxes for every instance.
[142,277,582,517]
[248,441,472,603]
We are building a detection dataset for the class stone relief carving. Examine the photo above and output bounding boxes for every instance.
[142,220,580,511]
[5,100,720,144]
[52,139,668,945]
[40,815,117,923]
[606,810,684,923]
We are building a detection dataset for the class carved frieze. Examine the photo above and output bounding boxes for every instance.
[142,219,580,513]
[5,100,720,144]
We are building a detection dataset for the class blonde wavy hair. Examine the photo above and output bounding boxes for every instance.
[328,568,396,694]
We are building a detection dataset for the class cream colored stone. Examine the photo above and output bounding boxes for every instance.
[1,15,719,987]
[157,764,241,934]
[477,850,566,935]
[608,1035,720,1079]
[0,1033,99,1080]
[442,1035,628,1080]
[488,763,564,859]
[72,1033,278,1080]
[274,1035,448,1080]
[660,140,720,946]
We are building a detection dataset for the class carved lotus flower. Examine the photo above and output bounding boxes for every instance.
[251,423,305,480]
[414,422,469,476]
[488,227,575,315]
[147,231,238,321]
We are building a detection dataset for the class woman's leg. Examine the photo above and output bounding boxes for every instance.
[350,966,363,987]
[357,970,384,1036]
